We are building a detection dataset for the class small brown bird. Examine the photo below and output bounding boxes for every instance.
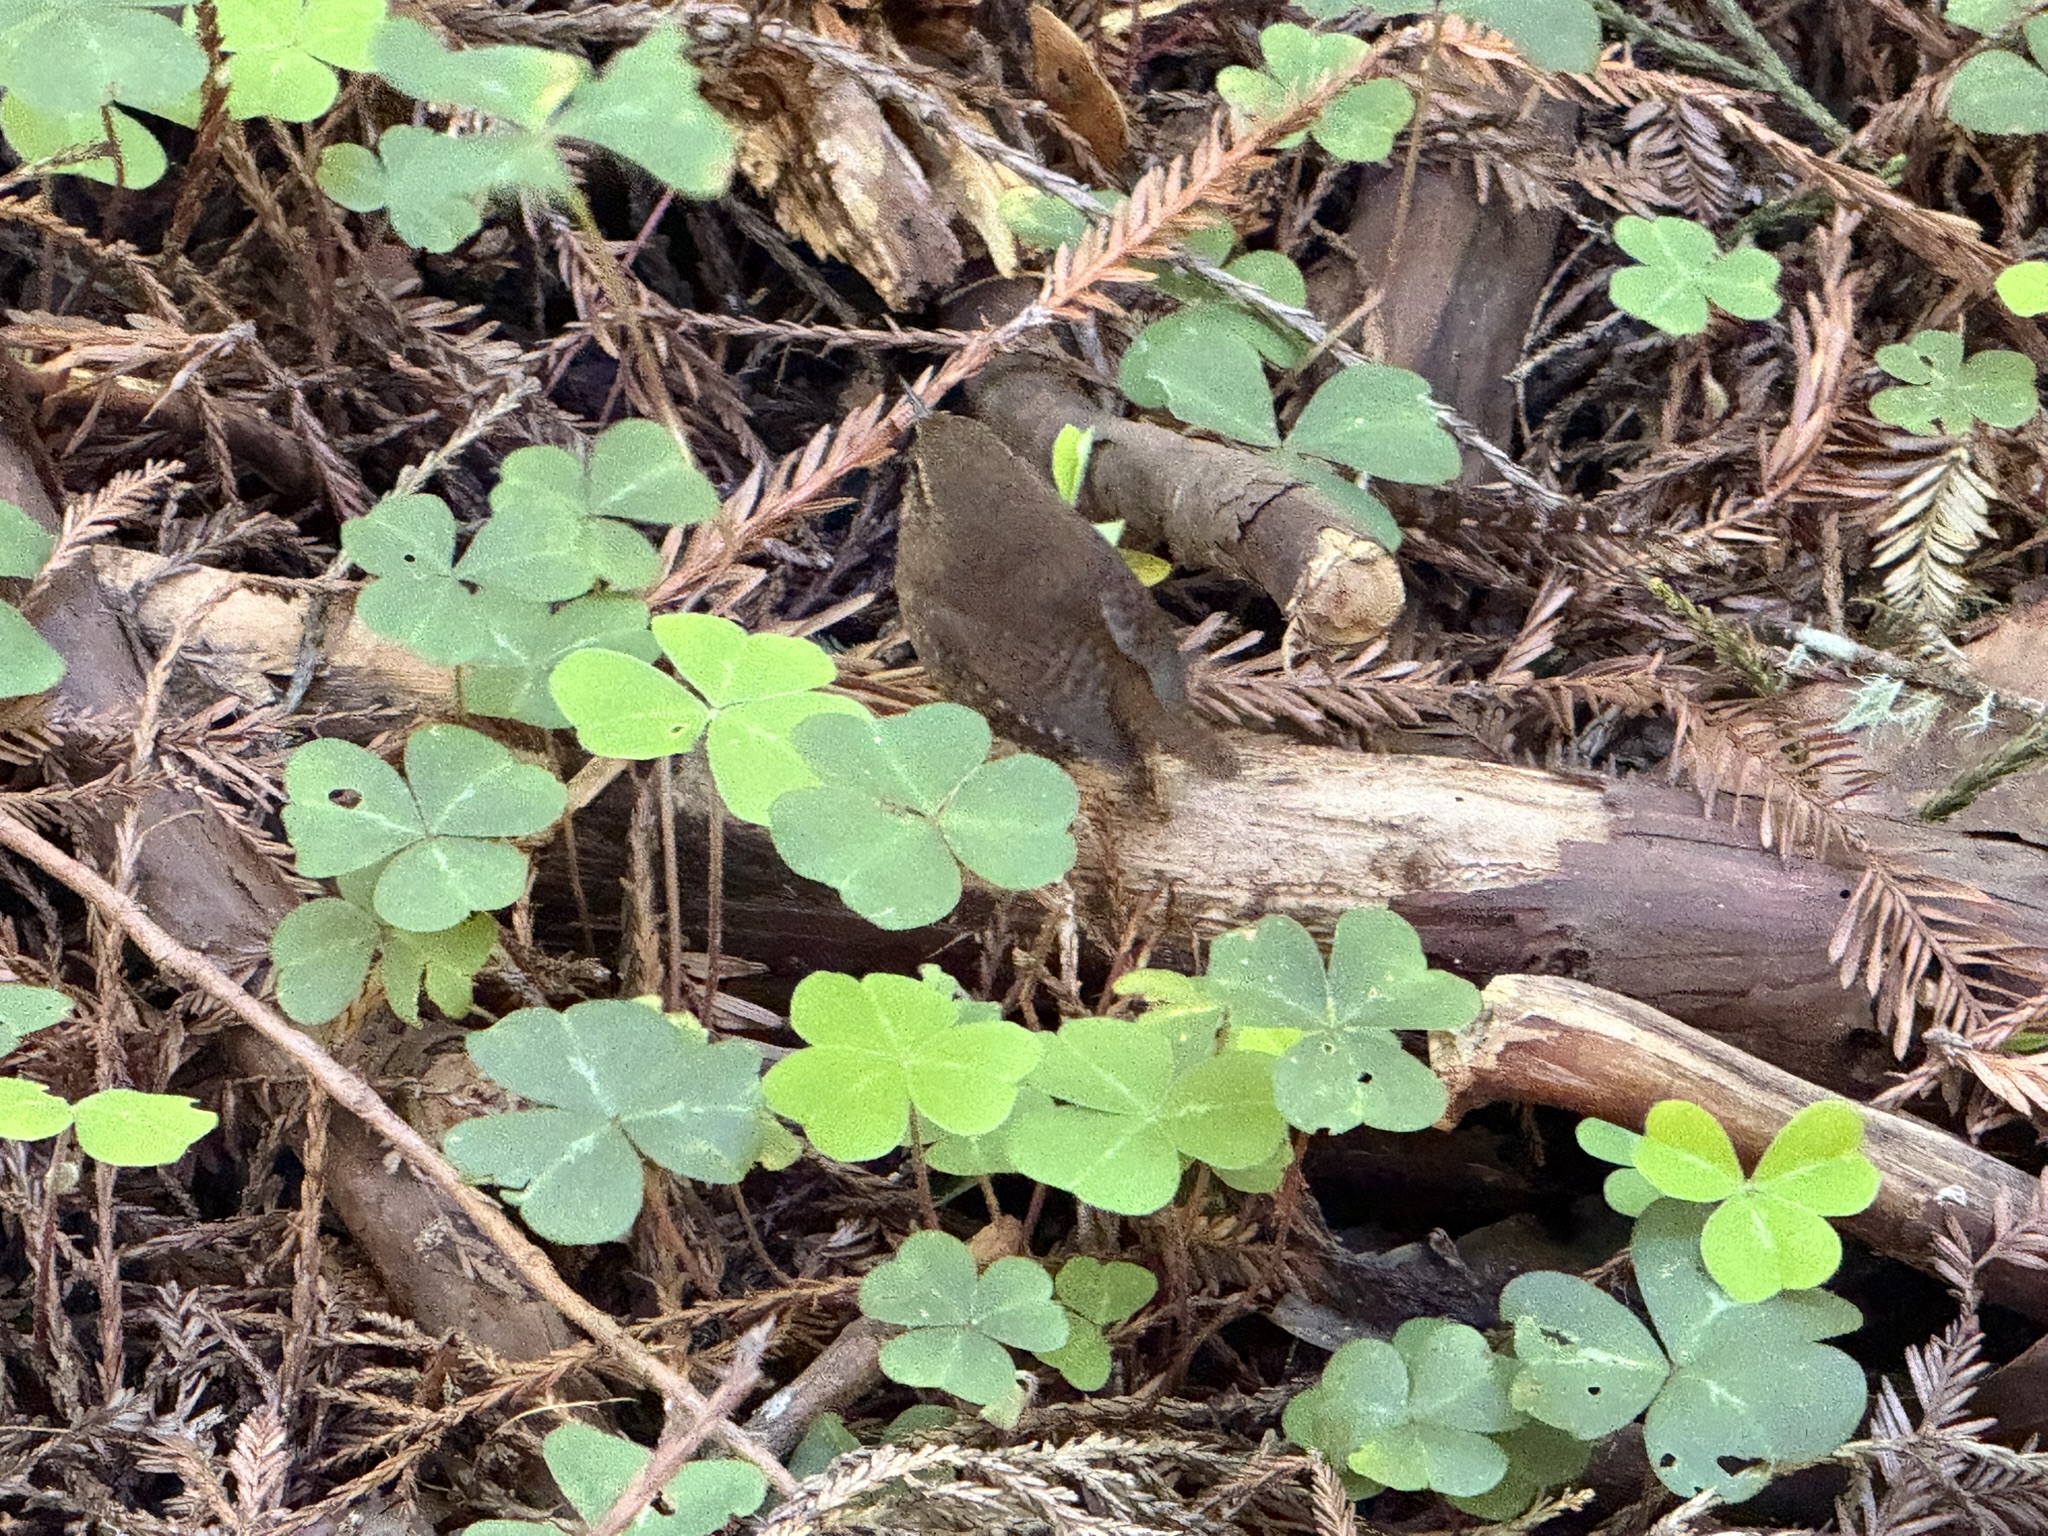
[896,413,1238,778]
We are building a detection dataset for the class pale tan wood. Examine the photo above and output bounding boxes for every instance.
[1437,974,2048,1323]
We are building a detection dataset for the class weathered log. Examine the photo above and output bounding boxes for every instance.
[87,542,2048,1103]
[1438,974,2048,1324]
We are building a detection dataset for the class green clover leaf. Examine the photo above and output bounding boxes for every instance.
[337,21,734,251]
[317,124,562,253]
[1284,1321,1520,1500]
[379,912,496,1026]
[217,0,386,121]
[1055,1256,1158,1325]
[1214,24,1413,160]
[1997,259,2048,316]
[0,0,208,118]
[1634,1201,1868,1500]
[1286,363,1462,486]
[270,889,496,1028]
[1007,1015,1286,1215]
[0,97,168,187]
[1589,1099,1880,1301]
[66,1089,217,1167]
[1504,1200,1868,1502]
[1117,306,1282,445]
[463,594,661,728]
[1310,79,1415,162]
[444,999,770,1245]
[343,493,495,664]
[466,1421,765,1536]
[549,614,866,823]
[457,419,718,601]
[1034,1257,1160,1391]
[1191,909,1477,1135]
[1870,330,2040,436]
[280,725,565,932]
[861,1230,1069,1408]
[1447,0,1602,74]
[0,984,69,1058]
[760,969,1041,1162]
[1609,215,1783,336]
[550,30,737,199]
[1948,18,2048,134]
[0,1076,73,1141]
[768,703,1079,931]
[1701,1100,1881,1302]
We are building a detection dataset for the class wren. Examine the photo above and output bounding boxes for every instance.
[896,413,1238,778]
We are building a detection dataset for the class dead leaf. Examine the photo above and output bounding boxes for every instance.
[1029,4,1128,170]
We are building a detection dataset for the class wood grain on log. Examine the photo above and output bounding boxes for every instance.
[1440,975,2048,1323]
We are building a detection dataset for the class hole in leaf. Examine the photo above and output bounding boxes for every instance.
[327,788,362,809]
[1584,1384,1601,1396]
[1718,1455,1760,1477]
[1657,1453,1677,1469]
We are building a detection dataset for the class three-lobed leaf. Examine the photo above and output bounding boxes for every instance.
[768,704,1079,930]
[1502,1200,1869,1502]
[1006,1015,1286,1215]
[550,615,863,803]
[281,725,566,935]
[1586,1099,1880,1301]
[761,969,1042,1162]
[334,22,735,250]
[1869,329,2040,435]
[1608,215,1782,336]
[460,420,718,600]
[1035,1256,1160,1391]
[444,999,771,1244]
[466,1421,765,1536]
[862,1230,1070,1408]
[1191,909,1477,1135]
[217,0,388,121]
[1284,1320,1521,1500]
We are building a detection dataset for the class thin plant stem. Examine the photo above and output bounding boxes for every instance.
[904,1106,939,1229]
[977,1175,1003,1225]
[0,809,796,1493]
[549,733,597,956]
[702,775,724,1025]
[731,1184,794,1286]
[1023,1181,1049,1250]
[1181,1162,1212,1223]
[657,756,684,1012]
[565,185,686,437]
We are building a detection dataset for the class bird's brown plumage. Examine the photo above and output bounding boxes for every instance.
[896,414,1237,777]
